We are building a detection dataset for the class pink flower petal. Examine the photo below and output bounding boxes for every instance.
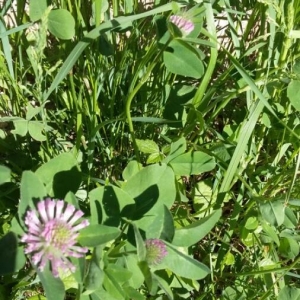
[68,210,84,225]
[55,200,65,219]
[37,200,48,222]
[72,219,89,232]
[46,199,56,220]
[21,198,89,278]
[61,204,76,222]
[170,15,194,35]
[25,210,40,226]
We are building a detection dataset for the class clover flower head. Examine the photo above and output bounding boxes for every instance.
[21,198,89,277]
[145,239,167,265]
[170,15,194,35]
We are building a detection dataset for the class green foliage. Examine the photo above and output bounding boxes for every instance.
[278,286,300,300]
[29,0,75,40]
[259,199,285,226]
[147,205,174,241]
[1,0,300,298]
[19,171,47,228]
[0,165,10,185]
[36,267,65,300]
[29,0,48,22]
[48,9,75,40]
[161,242,210,280]
[78,225,121,247]
[163,39,205,78]
[169,151,216,176]
[172,209,221,247]
[0,232,26,276]
[35,152,81,198]
[287,61,300,111]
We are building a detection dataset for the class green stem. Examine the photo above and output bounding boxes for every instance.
[192,1,218,109]
[279,0,294,67]
[95,0,102,26]
[112,0,119,17]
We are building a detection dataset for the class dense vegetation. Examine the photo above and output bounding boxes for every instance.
[1,0,300,299]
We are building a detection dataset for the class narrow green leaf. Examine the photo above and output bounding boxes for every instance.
[0,20,14,79]
[172,209,221,247]
[218,48,286,196]
[132,117,176,123]
[160,242,210,280]
[132,223,147,262]
[138,261,153,292]
[78,224,121,247]
[219,99,265,197]
[147,205,175,242]
[192,1,217,108]
[0,23,33,39]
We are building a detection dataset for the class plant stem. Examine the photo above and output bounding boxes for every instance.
[192,1,218,109]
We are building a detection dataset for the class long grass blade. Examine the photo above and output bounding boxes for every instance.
[0,20,14,79]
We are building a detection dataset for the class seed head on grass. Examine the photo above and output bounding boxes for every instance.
[170,15,194,35]
[145,238,167,265]
[21,198,89,277]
